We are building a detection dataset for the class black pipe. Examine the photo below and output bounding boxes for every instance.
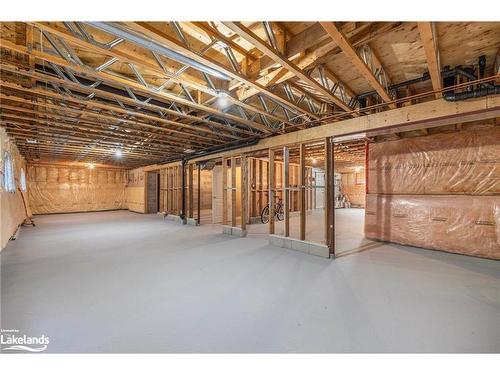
[452,66,494,89]
[354,66,494,100]
[443,85,500,101]
[185,138,260,161]
[478,55,486,79]
[355,72,431,100]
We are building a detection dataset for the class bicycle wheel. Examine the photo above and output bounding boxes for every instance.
[261,205,270,224]
[276,204,284,221]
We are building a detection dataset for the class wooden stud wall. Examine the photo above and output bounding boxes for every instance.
[248,157,314,220]
[159,164,183,215]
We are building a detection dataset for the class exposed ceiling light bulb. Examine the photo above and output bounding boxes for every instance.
[355,166,362,172]
[312,158,317,164]
[216,91,230,108]
[88,163,95,169]
[115,149,123,157]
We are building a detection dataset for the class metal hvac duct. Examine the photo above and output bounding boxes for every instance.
[86,22,231,81]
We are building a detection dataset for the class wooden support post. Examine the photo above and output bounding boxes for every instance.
[240,155,248,230]
[332,141,335,256]
[308,168,313,210]
[169,167,173,214]
[174,167,177,213]
[188,163,193,218]
[159,169,165,212]
[173,166,177,214]
[283,146,290,237]
[222,158,228,225]
[251,158,256,218]
[197,163,201,224]
[231,156,237,227]
[268,148,275,234]
[178,164,183,216]
[167,168,170,214]
[264,160,269,209]
[258,159,263,214]
[299,143,306,240]
[313,171,317,209]
[365,141,369,195]
[325,137,335,258]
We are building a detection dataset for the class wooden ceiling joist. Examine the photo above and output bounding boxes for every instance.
[239,22,401,104]
[1,38,274,136]
[30,22,290,129]
[320,22,397,109]
[125,22,320,121]
[1,112,193,153]
[0,80,255,141]
[2,21,499,168]
[223,22,356,114]
[0,63,251,141]
[0,93,219,148]
[417,22,443,99]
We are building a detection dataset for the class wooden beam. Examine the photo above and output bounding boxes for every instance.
[231,156,237,227]
[320,22,397,109]
[299,143,306,240]
[127,22,319,120]
[188,96,500,162]
[197,164,201,225]
[0,81,241,143]
[189,22,251,59]
[240,155,248,231]
[324,137,335,257]
[283,146,290,237]
[240,22,401,102]
[223,22,355,114]
[0,93,216,148]
[222,158,228,225]
[286,23,331,58]
[417,22,443,99]
[188,163,194,218]
[0,62,248,141]
[0,40,271,135]
[268,148,275,235]
[0,107,198,152]
[29,23,290,131]
[250,158,257,218]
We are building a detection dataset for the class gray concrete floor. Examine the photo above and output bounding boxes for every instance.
[247,208,376,256]
[1,210,499,353]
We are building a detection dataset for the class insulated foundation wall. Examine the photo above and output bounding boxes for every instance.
[341,171,365,207]
[1,127,28,250]
[28,163,127,214]
[126,167,145,213]
[366,126,500,259]
[365,194,500,259]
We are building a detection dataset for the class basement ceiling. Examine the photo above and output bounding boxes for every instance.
[1,21,499,168]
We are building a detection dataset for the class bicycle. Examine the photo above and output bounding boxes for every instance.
[261,196,284,224]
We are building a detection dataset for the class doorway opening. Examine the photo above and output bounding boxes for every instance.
[146,171,160,214]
